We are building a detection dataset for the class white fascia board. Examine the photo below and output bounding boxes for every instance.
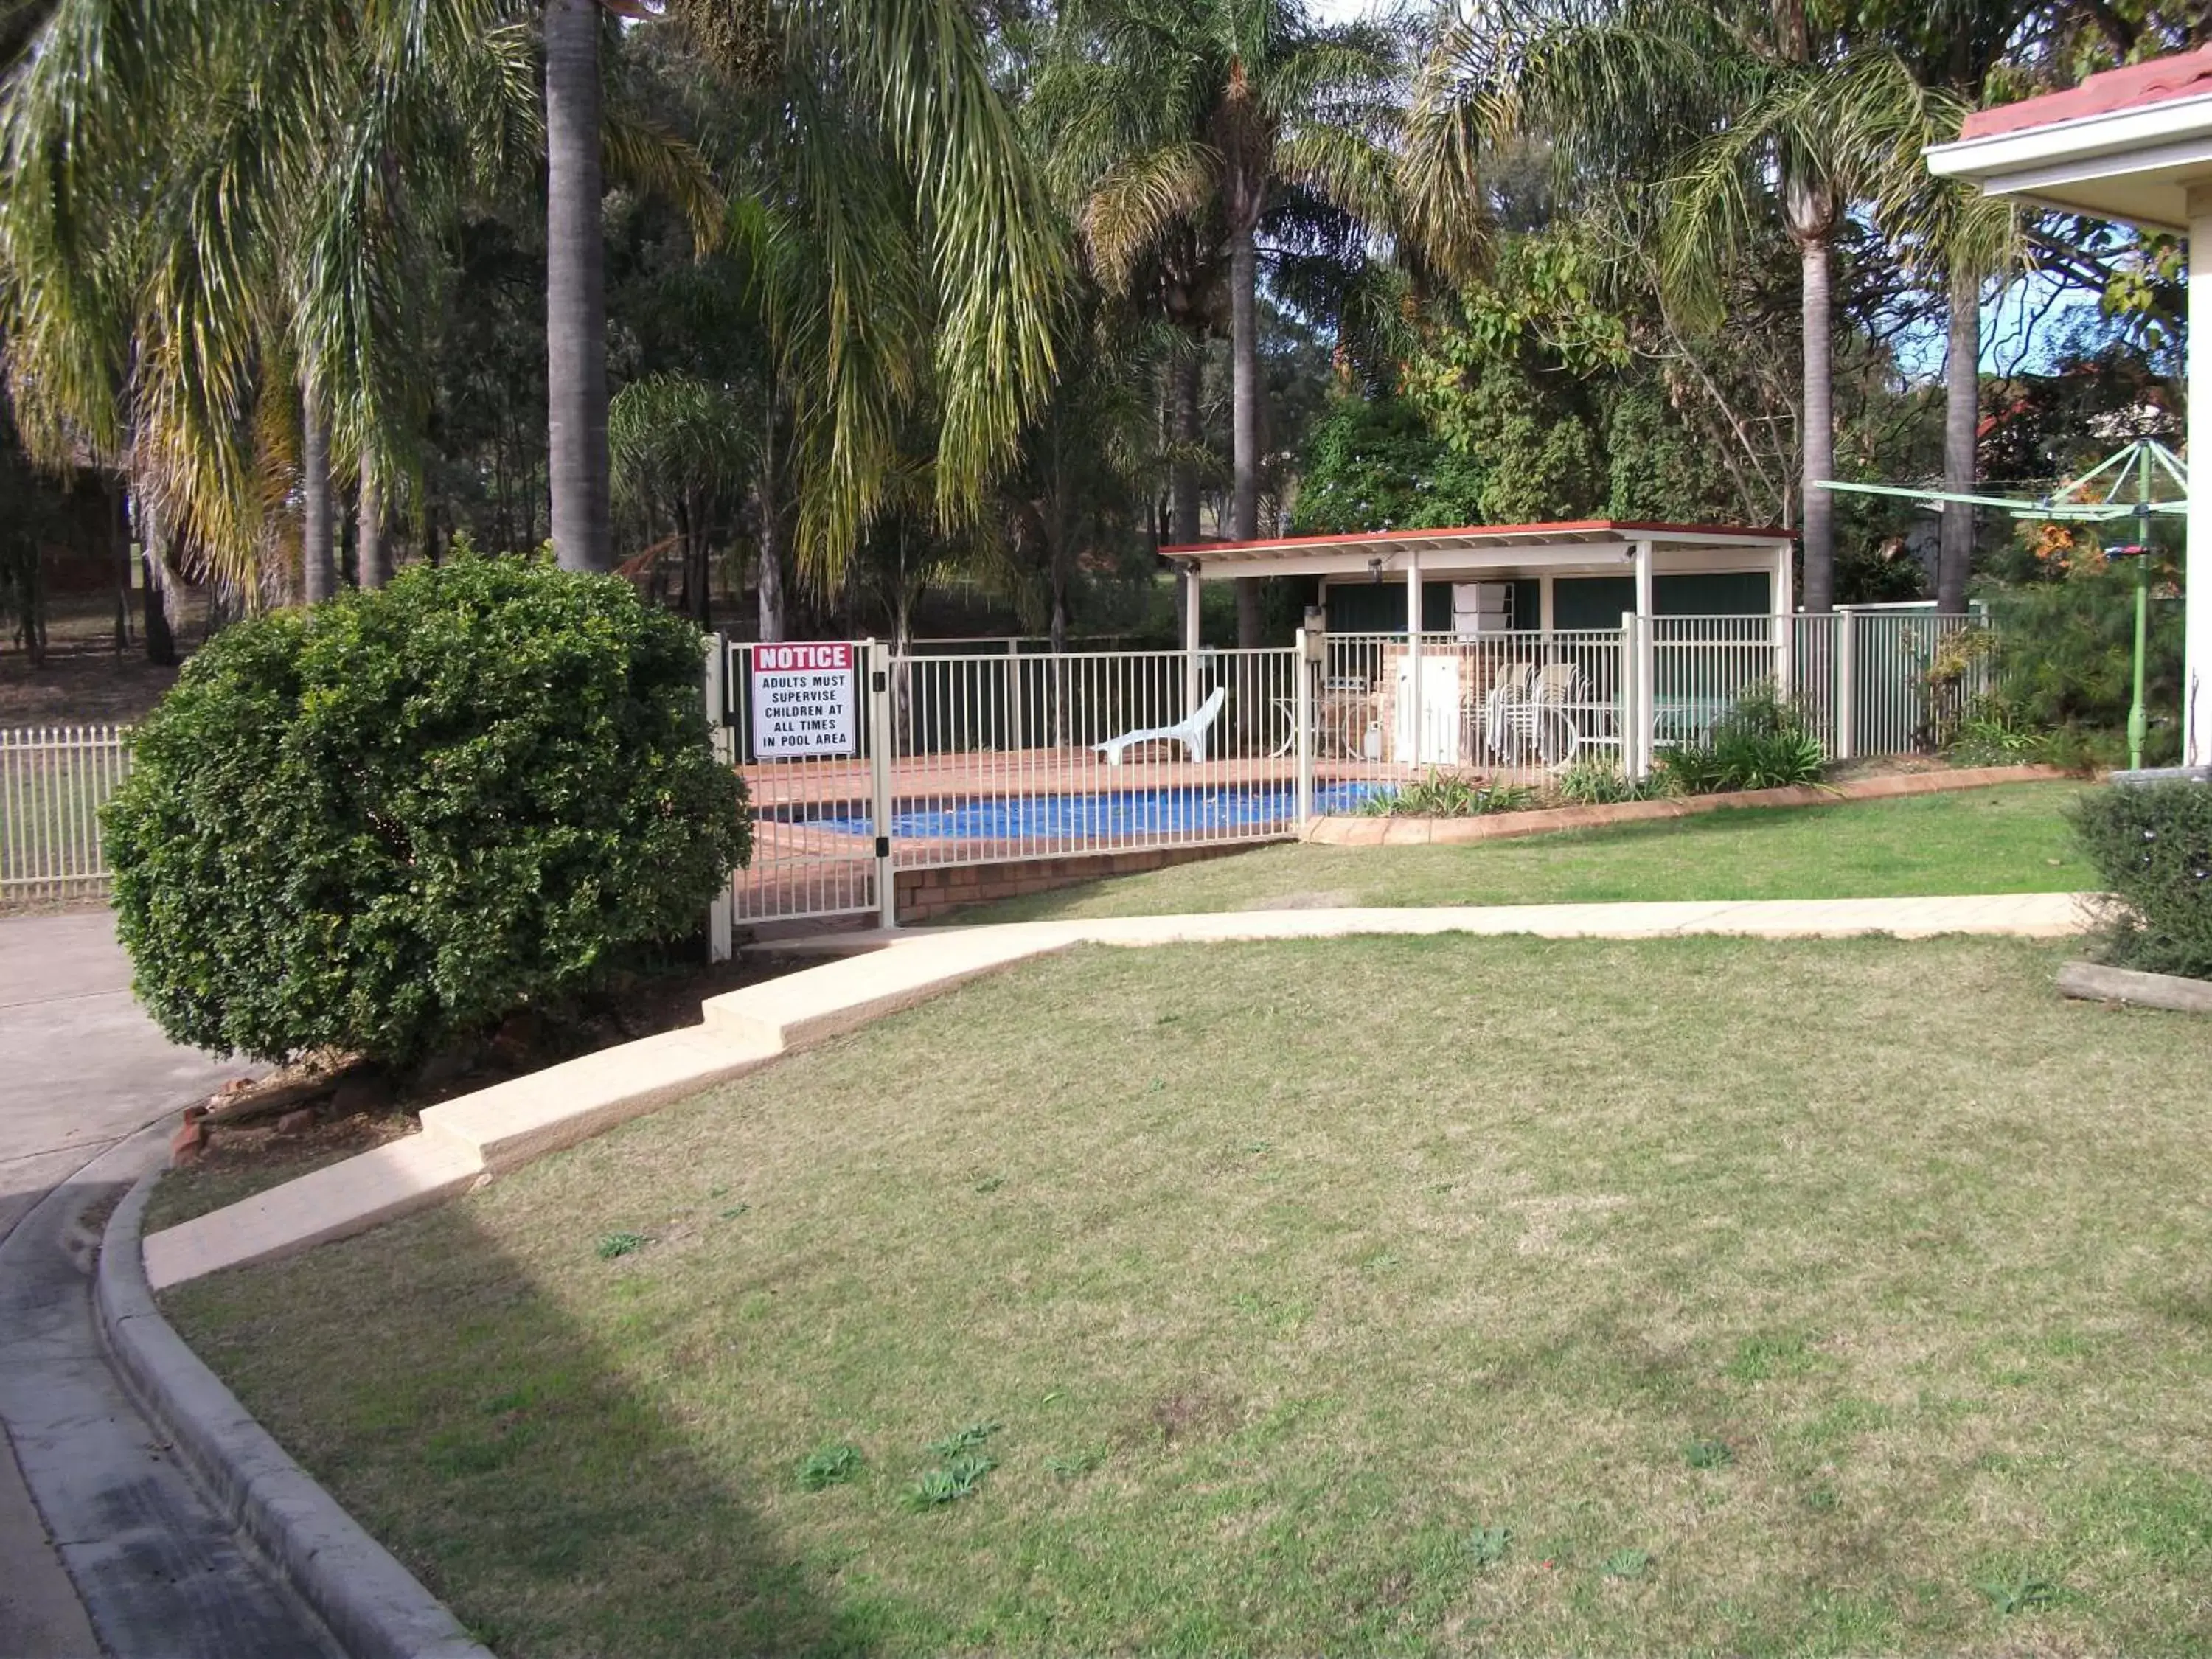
[1925,94,2212,230]
[1199,543,1636,580]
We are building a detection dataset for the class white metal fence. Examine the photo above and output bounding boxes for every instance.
[1,726,133,902]
[0,614,1993,921]
[720,613,1996,926]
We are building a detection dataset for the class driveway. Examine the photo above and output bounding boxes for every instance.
[0,909,320,1658]
[0,911,239,1242]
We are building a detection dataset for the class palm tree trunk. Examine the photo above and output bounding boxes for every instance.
[358,462,389,590]
[109,477,133,651]
[1170,351,1201,544]
[546,0,611,574]
[1938,274,1978,616]
[756,398,786,642]
[1798,237,1834,614]
[133,491,178,667]
[302,391,336,604]
[1228,218,1262,647]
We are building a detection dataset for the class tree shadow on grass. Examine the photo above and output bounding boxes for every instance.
[165,1203,890,1659]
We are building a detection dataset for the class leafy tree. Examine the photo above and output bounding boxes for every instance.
[1410,0,1937,610]
[1289,397,1486,534]
[609,373,752,623]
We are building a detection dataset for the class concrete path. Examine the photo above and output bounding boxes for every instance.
[764,891,2093,956]
[144,891,2092,1293]
[0,912,240,1241]
[0,911,324,1658]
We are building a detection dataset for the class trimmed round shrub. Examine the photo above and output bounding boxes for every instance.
[104,557,751,1067]
[2070,780,2212,981]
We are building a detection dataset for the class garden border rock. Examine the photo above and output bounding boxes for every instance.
[97,1169,493,1659]
[2056,960,2212,1014]
[1301,764,2076,846]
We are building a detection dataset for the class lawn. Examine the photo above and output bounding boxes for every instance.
[959,780,2091,922]
[164,933,2212,1658]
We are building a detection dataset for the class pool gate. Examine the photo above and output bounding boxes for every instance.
[709,609,1989,937]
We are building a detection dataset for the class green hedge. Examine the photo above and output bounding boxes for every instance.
[105,558,751,1067]
[2070,781,2212,981]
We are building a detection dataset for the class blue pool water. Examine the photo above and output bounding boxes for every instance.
[772,782,1381,840]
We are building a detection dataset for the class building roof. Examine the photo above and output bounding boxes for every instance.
[1926,45,2212,231]
[1961,45,2212,139]
[1161,520,1792,568]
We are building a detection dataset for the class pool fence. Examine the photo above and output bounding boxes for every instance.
[714,608,1988,938]
[0,611,1983,922]
[1,725,134,905]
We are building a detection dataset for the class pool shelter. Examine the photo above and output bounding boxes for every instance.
[1161,519,1797,643]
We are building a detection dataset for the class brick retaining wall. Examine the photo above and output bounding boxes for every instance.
[893,842,1256,923]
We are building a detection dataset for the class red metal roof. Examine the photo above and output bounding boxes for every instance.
[1160,519,1793,557]
[1960,44,2212,140]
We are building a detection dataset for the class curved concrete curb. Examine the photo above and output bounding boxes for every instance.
[97,1170,493,1659]
[1303,763,2076,846]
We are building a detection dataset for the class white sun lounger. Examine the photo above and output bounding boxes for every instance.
[1095,685,1228,766]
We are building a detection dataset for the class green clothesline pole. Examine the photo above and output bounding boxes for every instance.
[2127,445,2151,771]
[2129,553,2149,771]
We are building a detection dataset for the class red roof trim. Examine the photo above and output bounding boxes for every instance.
[1161,518,1795,557]
[1959,44,2212,140]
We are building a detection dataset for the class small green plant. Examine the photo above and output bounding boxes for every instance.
[973,1175,1005,1194]
[1044,1448,1104,1480]
[2070,782,2212,981]
[1360,770,1541,818]
[1465,1525,1512,1568]
[1654,742,1728,796]
[1940,695,2053,767]
[1683,1438,1733,1469]
[719,1204,750,1220]
[1978,1568,2064,1615]
[1658,682,1825,795]
[1601,1548,1651,1579]
[796,1442,863,1491]
[902,1454,995,1510]
[1555,758,1666,805]
[925,1421,1002,1458]
[596,1231,647,1260]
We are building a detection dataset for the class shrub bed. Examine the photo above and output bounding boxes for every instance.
[105,558,751,1068]
[2070,780,2212,981]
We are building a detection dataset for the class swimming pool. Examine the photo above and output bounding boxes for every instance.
[768,781,1382,841]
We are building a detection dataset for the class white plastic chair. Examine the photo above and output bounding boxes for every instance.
[1096,685,1228,766]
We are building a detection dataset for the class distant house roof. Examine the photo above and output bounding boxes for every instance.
[1926,45,2212,231]
[1961,44,2212,140]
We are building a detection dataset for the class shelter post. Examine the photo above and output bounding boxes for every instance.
[1183,562,1203,714]
[1405,550,1423,770]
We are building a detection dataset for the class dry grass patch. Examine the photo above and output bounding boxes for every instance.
[166,935,2212,1657]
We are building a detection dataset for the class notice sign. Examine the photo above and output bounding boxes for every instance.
[751,642,858,757]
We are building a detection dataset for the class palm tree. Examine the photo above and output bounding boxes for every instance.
[673,0,1066,591]
[1412,0,1932,612]
[1034,0,1457,644]
[1871,0,2035,616]
[0,0,544,602]
[546,0,612,572]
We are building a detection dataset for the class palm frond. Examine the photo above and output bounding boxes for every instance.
[1082,139,1220,291]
